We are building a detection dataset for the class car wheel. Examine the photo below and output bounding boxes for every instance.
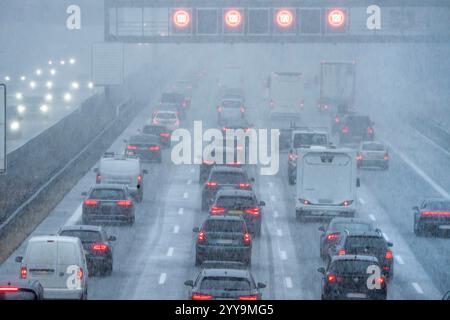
[288,173,296,185]
[81,289,88,300]
[414,218,424,236]
[104,262,113,276]
[195,255,202,267]
[245,256,252,267]
[128,216,135,226]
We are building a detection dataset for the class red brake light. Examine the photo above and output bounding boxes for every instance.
[206,181,217,187]
[77,267,84,280]
[217,106,222,112]
[367,127,374,135]
[210,206,225,214]
[421,211,450,216]
[327,274,336,283]
[243,233,251,244]
[245,207,260,215]
[0,286,19,292]
[300,199,311,205]
[192,293,212,300]
[240,107,245,113]
[117,200,133,207]
[137,175,142,183]
[377,276,385,285]
[385,250,393,260]
[96,174,101,183]
[334,117,340,123]
[152,119,160,125]
[384,154,389,161]
[356,154,363,161]
[342,126,349,134]
[160,132,170,138]
[175,120,180,126]
[288,153,298,161]
[149,145,160,151]
[197,231,205,242]
[326,233,339,241]
[92,243,109,252]
[239,295,258,300]
[338,249,346,256]
[20,267,27,279]
[127,145,137,150]
[84,199,98,206]
[238,183,251,189]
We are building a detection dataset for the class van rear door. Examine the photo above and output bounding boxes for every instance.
[56,241,83,290]
[26,240,57,288]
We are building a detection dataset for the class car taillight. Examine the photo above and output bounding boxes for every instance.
[299,101,304,108]
[175,120,180,126]
[127,145,137,150]
[299,199,311,205]
[367,127,374,135]
[160,132,170,138]
[385,250,393,260]
[0,286,19,292]
[182,101,187,107]
[217,106,222,112]
[356,154,363,161]
[137,175,142,183]
[206,181,217,187]
[421,211,450,216]
[149,145,160,151]
[92,243,109,252]
[243,233,251,245]
[20,267,27,279]
[334,117,340,123]
[342,126,349,134]
[192,293,212,300]
[327,274,336,283]
[84,199,98,206]
[117,200,133,207]
[239,295,258,300]
[210,206,225,214]
[338,249,346,256]
[384,154,389,161]
[323,104,329,110]
[152,119,160,125]
[245,207,260,215]
[77,267,84,280]
[238,183,251,189]
[240,107,245,113]
[377,276,385,285]
[270,101,275,108]
[197,231,205,242]
[340,200,353,207]
[326,233,339,241]
[288,153,298,161]
[96,174,101,183]
[222,127,229,132]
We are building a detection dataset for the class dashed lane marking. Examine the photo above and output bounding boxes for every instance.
[159,273,167,285]
[412,282,424,294]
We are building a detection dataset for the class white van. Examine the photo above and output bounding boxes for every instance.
[295,148,359,221]
[15,236,88,300]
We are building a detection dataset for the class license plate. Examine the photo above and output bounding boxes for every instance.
[347,293,366,299]
[228,210,243,215]
[217,239,233,245]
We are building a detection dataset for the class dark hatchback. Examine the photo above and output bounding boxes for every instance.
[0,279,44,300]
[185,268,265,300]
[82,184,135,225]
[125,134,162,163]
[414,198,450,236]
[339,114,375,144]
[318,255,387,300]
[210,189,265,236]
[58,225,116,276]
[193,215,252,266]
[142,124,171,148]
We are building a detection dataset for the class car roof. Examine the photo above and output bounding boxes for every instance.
[201,268,251,278]
[216,189,255,198]
[59,225,102,233]
[331,254,379,263]
[91,183,126,190]
[330,217,373,226]
[211,166,245,174]
[344,230,383,238]
[29,235,80,244]
[200,260,248,270]
[206,215,245,222]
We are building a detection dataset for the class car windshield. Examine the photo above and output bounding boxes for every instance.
[59,230,102,243]
[216,196,255,208]
[210,172,246,184]
[200,277,251,291]
[204,220,244,233]
[330,260,376,275]
[90,189,126,200]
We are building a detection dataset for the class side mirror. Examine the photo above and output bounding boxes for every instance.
[93,168,99,173]
[317,267,326,274]
[356,178,361,188]
[81,192,87,197]
[184,280,194,287]
[318,226,325,232]
[143,169,149,174]
[192,227,200,233]
[259,201,266,207]
[257,282,266,289]
[15,256,23,263]
[250,177,255,182]
[108,236,117,241]
[387,241,393,247]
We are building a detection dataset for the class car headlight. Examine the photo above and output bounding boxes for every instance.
[71,82,80,90]
[40,104,49,113]
[45,93,53,102]
[17,105,26,114]
[63,93,72,102]
[15,92,23,101]
[10,121,20,131]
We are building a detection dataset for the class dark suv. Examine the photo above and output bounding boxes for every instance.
[339,114,374,144]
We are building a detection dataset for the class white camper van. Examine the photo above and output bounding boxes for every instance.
[295,148,359,221]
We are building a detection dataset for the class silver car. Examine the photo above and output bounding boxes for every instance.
[356,141,389,170]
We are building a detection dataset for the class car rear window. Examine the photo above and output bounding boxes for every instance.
[211,172,246,184]
[27,242,57,265]
[142,126,164,135]
[222,108,242,119]
[332,222,373,233]
[90,189,126,200]
[200,277,251,290]
[347,117,371,129]
[216,196,256,208]
[204,220,244,233]
[293,133,328,148]
[101,160,139,174]
[156,112,177,119]
[59,230,102,243]
[424,200,450,210]
[222,100,241,108]
[57,242,79,265]
[330,260,376,274]
[161,94,183,103]
[345,236,386,251]
[362,143,385,151]
[129,135,158,144]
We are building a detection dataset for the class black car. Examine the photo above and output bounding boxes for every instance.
[142,124,171,148]
[81,184,136,225]
[125,134,162,163]
[221,117,252,135]
[413,198,450,236]
[0,279,44,300]
[193,215,252,266]
[58,225,116,276]
[217,98,245,124]
[318,255,387,300]
[184,268,265,300]
[331,230,394,279]
[319,218,378,260]
[210,189,265,236]
[201,166,254,211]
[338,114,375,144]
